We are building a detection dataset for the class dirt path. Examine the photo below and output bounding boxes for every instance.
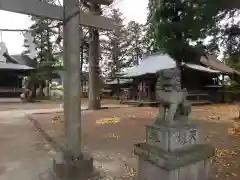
[0,99,120,111]
[0,99,128,180]
[1,104,240,180]
[0,112,53,180]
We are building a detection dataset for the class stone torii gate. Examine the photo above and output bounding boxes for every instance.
[0,0,116,179]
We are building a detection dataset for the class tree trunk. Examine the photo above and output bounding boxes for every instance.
[80,43,84,97]
[238,108,240,119]
[30,83,37,102]
[116,77,120,100]
[176,60,183,89]
[36,80,45,98]
[45,80,50,97]
[80,43,84,72]
[237,103,240,119]
[88,28,101,110]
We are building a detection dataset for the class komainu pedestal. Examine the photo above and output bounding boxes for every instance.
[134,68,215,180]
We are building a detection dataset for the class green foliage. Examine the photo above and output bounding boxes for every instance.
[147,0,240,64]
[101,9,131,78]
[227,81,240,94]
[101,9,147,78]
[125,21,146,66]
[23,16,60,88]
[225,56,240,94]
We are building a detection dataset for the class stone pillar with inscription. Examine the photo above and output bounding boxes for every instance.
[134,68,215,180]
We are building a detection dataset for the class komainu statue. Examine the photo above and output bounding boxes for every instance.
[155,68,191,125]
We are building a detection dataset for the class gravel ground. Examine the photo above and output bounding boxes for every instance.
[29,104,240,180]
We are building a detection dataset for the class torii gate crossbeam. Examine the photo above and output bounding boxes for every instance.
[0,0,116,30]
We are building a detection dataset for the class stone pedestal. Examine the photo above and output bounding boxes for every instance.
[146,124,199,152]
[52,152,97,180]
[134,123,215,180]
[138,157,211,180]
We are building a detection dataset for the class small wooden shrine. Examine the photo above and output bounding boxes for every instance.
[119,53,240,104]
[0,53,35,97]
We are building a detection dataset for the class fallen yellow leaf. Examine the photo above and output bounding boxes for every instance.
[96,117,120,125]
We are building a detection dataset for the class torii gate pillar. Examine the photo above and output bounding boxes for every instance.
[52,1,94,179]
[0,0,116,179]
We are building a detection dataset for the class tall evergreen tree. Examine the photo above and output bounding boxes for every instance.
[125,21,146,65]
[23,0,61,99]
[101,8,130,79]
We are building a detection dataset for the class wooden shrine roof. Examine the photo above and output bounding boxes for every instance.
[123,53,220,78]
[0,61,34,70]
[2,53,35,71]
[105,78,133,85]
[200,55,240,75]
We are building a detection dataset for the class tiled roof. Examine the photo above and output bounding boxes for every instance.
[183,63,220,73]
[11,54,37,68]
[105,78,133,85]
[200,55,240,75]
[123,53,220,77]
[0,62,34,70]
[2,52,35,70]
[0,41,35,70]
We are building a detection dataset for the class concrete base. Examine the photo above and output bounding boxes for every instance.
[138,157,212,180]
[134,143,214,180]
[134,143,214,170]
[52,152,97,180]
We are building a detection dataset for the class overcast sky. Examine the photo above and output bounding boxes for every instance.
[0,0,148,55]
